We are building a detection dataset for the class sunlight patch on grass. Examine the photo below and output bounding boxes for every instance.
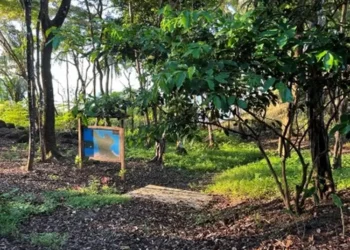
[127,133,262,172]
[164,142,261,172]
[205,156,298,199]
[333,154,350,190]
[207,153,350,200]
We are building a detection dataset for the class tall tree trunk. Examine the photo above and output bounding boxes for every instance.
[24,0,36,171]
[40,0,71,158]
[308,83,335,199]
[332,1,348,169]
[36,13,45,161]
[96,60,104,95]
[41,39,59,157]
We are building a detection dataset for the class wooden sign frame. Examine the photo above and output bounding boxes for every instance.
[78,118,125,179]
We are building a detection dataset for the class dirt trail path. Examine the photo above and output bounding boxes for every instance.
[0,137,349,249]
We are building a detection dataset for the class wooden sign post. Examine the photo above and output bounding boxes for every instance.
[78,117,125,180]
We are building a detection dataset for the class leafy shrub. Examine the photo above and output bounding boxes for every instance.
[55,112,76,131]
[0,101,28,127]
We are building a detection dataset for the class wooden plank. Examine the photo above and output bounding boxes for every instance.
[120,127,125,180]
[87,125,124,131]
[128,185,213,209]
[77,117,83,169]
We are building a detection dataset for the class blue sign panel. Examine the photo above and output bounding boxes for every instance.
[83,128,121,161]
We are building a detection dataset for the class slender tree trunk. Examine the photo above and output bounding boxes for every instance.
[333,98,348,169]
[308,82,335,199]
[145,109,150,126]
[278,102,297,157]
[92,62,97,98]
[41,38,60,158]
[208,124,214,147]
[152,105,158,125]
[66,54,70,110]
[105,58,110,96]
[332,1,348,169]
[96,60,104,95]
[150,132,166,166]
[36,16,45,161]
[24,0,36,171]
[40,0,71,158]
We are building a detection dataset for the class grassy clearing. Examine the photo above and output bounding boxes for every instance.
[127,131,350,200]
[0,180,129,236]
[29,232,68,250]
[127,132,262,172]
[206,153,350,200]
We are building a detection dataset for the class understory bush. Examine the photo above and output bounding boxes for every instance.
[0,101,28,127]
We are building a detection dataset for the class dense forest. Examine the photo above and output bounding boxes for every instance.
[1,0,350,249]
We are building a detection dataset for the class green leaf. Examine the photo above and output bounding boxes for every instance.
[187,66,196,80]
[323,52,334,72]
[45,26,57,37]
[90,51,99,62]
[277,35,288,48]
[341,124,350,135]
[52,36,62,50]
[214,72,229,84]
[213,95,222,109]
[175,71,187,88]
[264,77,275,90]
[237,99,248,109]
[181,11,191,29]
[261,29,279,37]
[331,193,343,208]
[303,187,315,199]
[329,124,345,137]
[206,79,215,90]
[276,82,293,103]
[340,114,350,123]
[227,96,236,106]
[192,48,200,59]
[316,50,328,62]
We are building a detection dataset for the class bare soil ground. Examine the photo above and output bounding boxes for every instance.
[0,136,350,249]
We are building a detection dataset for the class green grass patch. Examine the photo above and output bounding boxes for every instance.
[333,154,350,190]
[30,232,68,250]
[45,179,130,209]
[0,180,129,236]
[0,191,57,236]
[64,194,128,208]
[206,155,302,199]
[127,133,262,172]
[164,142,261,172]
[207,153,350,200]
